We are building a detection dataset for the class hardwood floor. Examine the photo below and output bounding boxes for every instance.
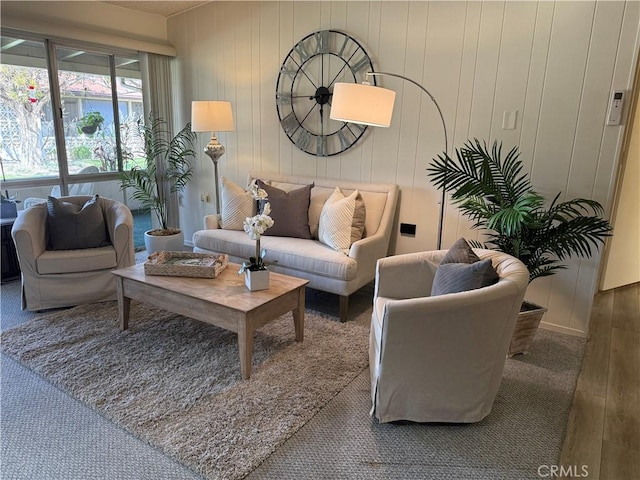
[560,282,640,480]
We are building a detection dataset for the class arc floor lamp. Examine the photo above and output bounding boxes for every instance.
[191,100,235,214]
[330,71,448,249]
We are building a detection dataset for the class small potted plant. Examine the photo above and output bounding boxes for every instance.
[427,139,612,355]
[119,115,196,254]
[237,180,274,291]
[77,111,105,135]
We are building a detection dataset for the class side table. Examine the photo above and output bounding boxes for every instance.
[1,217,21,283]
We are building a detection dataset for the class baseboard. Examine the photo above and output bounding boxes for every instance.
[539,321,588,338]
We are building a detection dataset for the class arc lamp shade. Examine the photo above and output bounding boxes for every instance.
[330,82,396,127]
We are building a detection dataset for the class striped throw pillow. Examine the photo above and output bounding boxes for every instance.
[318,187,358,255]
[219,177,255,230]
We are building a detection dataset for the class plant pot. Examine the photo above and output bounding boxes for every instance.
[508,301,547,357]
[81,125,98,135]
[245,268,269,291]
[144,229,184,255]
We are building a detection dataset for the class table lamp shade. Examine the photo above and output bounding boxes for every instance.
[191,101,235,132]
[330,82,396,127]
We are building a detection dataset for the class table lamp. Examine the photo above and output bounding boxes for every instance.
[191,101,235,213]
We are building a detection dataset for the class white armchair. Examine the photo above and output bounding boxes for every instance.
[23,165,100,208]
[369,249,529,423]
[12,195,135,311]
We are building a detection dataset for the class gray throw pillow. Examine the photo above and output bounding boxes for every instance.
[257,180,313,239]
[441,237,480,264]
[431,259,499,296]
[47,195,111,250]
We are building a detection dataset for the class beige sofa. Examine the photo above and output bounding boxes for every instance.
[192,172,399,321]
[369,249,529,423]
[12,195,135,311]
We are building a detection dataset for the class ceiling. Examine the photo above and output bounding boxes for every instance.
[102,1,209,17]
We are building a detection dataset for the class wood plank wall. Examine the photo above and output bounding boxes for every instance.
[168,1,640,335]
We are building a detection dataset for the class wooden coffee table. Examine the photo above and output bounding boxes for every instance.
[112,263,308,379]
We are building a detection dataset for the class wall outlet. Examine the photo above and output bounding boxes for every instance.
[400,223,416,236]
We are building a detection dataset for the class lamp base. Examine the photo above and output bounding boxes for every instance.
[203,135,225,214]
[204,135,225,164]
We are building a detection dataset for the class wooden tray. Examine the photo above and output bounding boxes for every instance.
[144,251,228,278]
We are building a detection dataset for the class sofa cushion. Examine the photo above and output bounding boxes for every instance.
[430,259,499,296]
[440,237,480,264]
[192,229,357,281]
[251,173,392,240]
[46,194,111,250]
[37,246,117,275]
[318,187,357,255]
[257,179,329,238]
[257,180,312,239]
[219,177,255,230]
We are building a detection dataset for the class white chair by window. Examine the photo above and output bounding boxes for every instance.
[12,194,135,311]
[23,165,100,208]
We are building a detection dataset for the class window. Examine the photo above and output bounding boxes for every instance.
[1,30,149,249]
[0,35,57,181]
[0,30,144,186]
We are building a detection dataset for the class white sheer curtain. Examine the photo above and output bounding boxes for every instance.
[140,52,180,230]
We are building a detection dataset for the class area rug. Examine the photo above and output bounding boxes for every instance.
[1,301,370,480]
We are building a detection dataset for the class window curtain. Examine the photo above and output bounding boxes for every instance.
[140,52,179,230]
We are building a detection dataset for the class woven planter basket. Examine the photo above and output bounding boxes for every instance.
[508,301,547,357]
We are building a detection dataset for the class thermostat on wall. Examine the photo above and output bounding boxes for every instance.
[607,90,625,126]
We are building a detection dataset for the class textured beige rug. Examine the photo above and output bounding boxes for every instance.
[1,301,370,480]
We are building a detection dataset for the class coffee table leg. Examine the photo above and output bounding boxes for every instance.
[293,286,305,342]
[116,277,131,331]
[238,320,253,380]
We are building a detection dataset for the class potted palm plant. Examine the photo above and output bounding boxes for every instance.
[119,115,196,254]
[427,139,612,355]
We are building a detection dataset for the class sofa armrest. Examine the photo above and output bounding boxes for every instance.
[11,204,48,276]
[374,252,442,299]
[204,214,222,229]
[347,234,388,283]
[103,200,134,268]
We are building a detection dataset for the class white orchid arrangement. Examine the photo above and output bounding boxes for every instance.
[238,180,274,274]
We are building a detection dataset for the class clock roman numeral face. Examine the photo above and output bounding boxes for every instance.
[276,30,376,157]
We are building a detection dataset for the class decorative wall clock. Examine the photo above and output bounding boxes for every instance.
[276,30,376,156]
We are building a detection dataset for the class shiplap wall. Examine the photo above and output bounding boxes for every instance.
[168,1,640,336]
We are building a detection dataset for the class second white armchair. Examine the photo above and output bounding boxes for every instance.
[369,249,529,423]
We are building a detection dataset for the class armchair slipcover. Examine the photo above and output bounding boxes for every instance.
[370,249,529,423]
[12,195,135,311]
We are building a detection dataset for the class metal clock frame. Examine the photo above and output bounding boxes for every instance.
[276,30,377,157]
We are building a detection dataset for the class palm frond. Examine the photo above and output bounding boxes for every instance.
[427,138,612,283]
[120,114,196,230]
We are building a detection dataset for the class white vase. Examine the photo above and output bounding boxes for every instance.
[144,230,184,255]
[245,269,269,291]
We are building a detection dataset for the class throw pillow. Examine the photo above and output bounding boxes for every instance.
[257,180,312,239]
[430,259,499,296]
[219,177,255,230]
[318,187,358,255]
[351,190,366,244]
[440,237,481,264]
[47,194,111,250]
